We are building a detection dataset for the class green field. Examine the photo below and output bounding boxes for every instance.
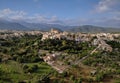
[0,60,54,83]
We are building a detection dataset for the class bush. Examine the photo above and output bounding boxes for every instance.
[95,72,105,82]
[0,57,2,62]
[61,71,68,77]
[16,57,24,63]
[23,64,38,73]
[23,65,29,70]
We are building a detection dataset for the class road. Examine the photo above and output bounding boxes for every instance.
[74,44,101,65]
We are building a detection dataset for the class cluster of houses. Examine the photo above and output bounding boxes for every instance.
[41,28,93,42]
[0,30,42,39]
[42,53,67,73]
[1,29,120,42]
[92,38,113,52]
[41,28,120,52]
[0,29,120,52]
[42,28,120,41]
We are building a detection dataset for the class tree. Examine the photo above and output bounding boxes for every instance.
[23,65,29,70]
[16,57,24,63]
[61,71,68,77]
[62,40,67,46]
[95,72,105,82]
[77,77,82,83]
[0,57,2,62]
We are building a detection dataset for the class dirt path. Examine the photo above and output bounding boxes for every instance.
[74,44,101,65]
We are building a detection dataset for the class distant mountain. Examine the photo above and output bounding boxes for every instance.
[0,20,29,30]
[18,22,72,31]
[0,19,120,33]
[67,25,120,33]
[0,20,67,31]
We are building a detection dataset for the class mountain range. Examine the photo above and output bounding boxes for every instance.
[68,25,120,33]
[0,19,120,33]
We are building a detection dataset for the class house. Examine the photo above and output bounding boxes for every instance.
[43,54,56,62]
[90,70,97,76]
[101,44,113,52]
[50,28,60,34]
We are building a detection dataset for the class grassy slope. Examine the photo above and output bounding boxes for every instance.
[0,60,53,83]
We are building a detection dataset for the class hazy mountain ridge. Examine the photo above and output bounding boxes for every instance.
[19,22,68,31]
[0,20,29,30]
[68,25,120,33]
[0,20,120,32]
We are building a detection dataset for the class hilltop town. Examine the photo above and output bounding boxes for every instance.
[0,29,120,52]
[0,29,120,42]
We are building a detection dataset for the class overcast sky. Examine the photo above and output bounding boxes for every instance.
[0,0,120,27]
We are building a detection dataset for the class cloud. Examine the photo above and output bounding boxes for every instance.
[0,8,27,20]
[0,8,63,24]
[0,8,26,16]
[94,0,119,13]
[86,17,120,27]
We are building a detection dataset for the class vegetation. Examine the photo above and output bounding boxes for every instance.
[0,34,120,83]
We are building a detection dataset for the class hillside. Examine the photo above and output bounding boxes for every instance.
[0,32,120,83]
[0,20,29,30]
[19,22,66,31]
[68,25,120,33]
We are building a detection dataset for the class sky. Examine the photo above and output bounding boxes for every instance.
[0,0,120,27]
